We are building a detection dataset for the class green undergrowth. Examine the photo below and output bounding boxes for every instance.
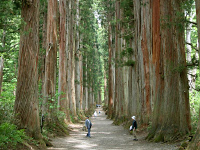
[113,115,131,128]
[0,122,33,150]
[44,122,69,137]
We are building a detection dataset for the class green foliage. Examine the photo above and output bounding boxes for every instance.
[120,48,133,58]
[0,123,29,149]
[171,64,186,74]
[190,90,200,133]
[75,79,80,85]
[123,60,135,67]
[154,133,164,142]
[140,1,149,7]
[0,1,20,126]
[181,0,194,15]
[168,61,186,74]
[70,115,75,123]
[160,14,186,33]
[119,0,134,43]
[160,0,195,33]
[115,48,135,67]
[0,82,16,124]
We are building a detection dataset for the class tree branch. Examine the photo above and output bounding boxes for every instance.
[185,42,198,51]
[186,20,197,26]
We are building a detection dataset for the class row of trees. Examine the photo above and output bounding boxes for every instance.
[100,0,200,148]
[0,0,106,144]
[1,0,200,149]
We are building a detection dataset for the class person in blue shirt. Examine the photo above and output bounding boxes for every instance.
[85,116,92,138]
[131,116,138,141]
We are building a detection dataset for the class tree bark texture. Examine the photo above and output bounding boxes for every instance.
[79,54,83,110]
[79,34,84,111]
[39,2,47,103]
[68,0,77,116]
[108,19,113,119]
[132,0,152,125]
[14,0,41,139]
[75,0,81,111]
[58,0,70,121]
[148,0,191,142]
[114,0,119,119]
[43,0,58,123]
[103,60,108,107]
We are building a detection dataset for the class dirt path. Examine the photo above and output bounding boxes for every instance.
[48,108,178,150]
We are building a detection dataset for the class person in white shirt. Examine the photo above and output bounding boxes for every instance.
[94,111,97,117]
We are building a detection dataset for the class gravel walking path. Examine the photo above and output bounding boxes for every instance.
[48,108,178,150]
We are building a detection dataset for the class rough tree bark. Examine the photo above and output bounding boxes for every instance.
[75,0,82,111]
[147,0,191,142]
[103,60,108,107]
[67,0,77,117]
[40,1,47,107]
[79,34,84,111]
[79,54,83,110]
[14,0,42,139]
[108,19,113,119]
[114,0,120,119]
[132,0,152,126]
[43,0,58,123]
[58,0,70,121]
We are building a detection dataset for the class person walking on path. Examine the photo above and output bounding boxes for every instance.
[85,116,92,138]
[131,116,138,141]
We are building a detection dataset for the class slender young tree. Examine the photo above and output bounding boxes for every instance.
[14,0,42,139]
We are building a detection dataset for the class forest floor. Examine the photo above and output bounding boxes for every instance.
[47,108,180,150]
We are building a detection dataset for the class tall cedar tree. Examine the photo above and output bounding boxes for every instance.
[43,0,58,123]
[147,0,191,142]
[58,0,70,121]
[14,0,42,139]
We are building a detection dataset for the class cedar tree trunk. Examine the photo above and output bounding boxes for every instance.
[14,0,41,139]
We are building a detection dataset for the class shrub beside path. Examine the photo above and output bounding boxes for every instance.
[48,108,178,150]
